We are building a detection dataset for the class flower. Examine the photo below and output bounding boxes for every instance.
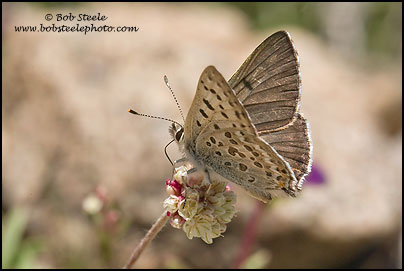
[163,163,237,244]
[306,163,326,185]
[82,194,103,215]
[163,195,181,214]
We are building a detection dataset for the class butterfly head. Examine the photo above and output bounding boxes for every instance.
[169,122,184,143]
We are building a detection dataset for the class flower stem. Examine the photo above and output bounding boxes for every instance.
[123,211,169,269]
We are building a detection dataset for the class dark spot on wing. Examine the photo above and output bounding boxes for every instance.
[200,109,208,118]
[203,98,214,110]
[254,162,263,168]
[229,139,238,145]
[242,78,253,91]
[228,146,237,156]
[239,163,247,171]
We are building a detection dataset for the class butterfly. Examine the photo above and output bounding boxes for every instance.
[169,31,312,203]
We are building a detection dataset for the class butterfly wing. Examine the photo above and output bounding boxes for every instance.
[229,31,301,132]
[183,66,299,203]
[259,114,312,190]
[229,31,312,186]
[183,66,255,151]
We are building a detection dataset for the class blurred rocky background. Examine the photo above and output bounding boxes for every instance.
[2,2,402,269]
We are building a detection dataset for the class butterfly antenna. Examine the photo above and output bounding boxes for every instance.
[164,75,185,123]
[128,109,179,166]
[128,109,183,128]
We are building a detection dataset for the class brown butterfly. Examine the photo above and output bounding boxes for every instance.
[169,31,312,203]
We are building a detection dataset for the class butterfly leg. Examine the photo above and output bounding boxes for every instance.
[186,167,198,175]
[173,157,187,164]
[172,157,194,176]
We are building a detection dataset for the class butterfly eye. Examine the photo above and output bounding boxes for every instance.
[175,128,184,142]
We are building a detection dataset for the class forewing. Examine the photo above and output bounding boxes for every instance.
[229,31,301,132]
[183,66,257,152]
[260,113,312,189]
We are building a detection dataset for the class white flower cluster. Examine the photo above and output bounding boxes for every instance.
[163,164,237,244]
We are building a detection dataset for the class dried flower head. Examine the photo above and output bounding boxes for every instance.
[164,163,237,244]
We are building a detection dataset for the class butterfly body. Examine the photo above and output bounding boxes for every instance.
[172,31,312,203]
